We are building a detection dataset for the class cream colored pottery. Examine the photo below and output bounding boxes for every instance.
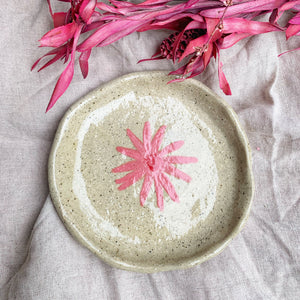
[48,71,254,273]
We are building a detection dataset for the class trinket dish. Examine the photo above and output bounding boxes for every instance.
[48,71,254,272]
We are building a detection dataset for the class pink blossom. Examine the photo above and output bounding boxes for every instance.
[33,1,300,111]
[112,122,198,211]
[32,0,97,112]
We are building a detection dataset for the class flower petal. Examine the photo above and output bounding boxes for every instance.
[112,160,141,173]
[168,65,187,76]
[96,2,122,14]
[140,0,170,5]
[289,12,300,25]
[172,20,205,63]
[143,121,152,153]
[179,34,208,62]
[138,55,165,63]
[116,170,145,190]
[286,24,300,39]
[79,0,96,23]
[203,42,213,68]
[154,176,164,210]
[151,125,166,153]
[164,164,191,182]
[78,19,146,51]
[223,18,280,35]
[31,45,67,71]
[127,129,145,153]
[37,52,64,72]
[159,140,184,156]
[167,76,186,84]
[219,32,252,49]
[279,46,300,57]
[47,0,53,17]
[159,173,179,203]
[279,0,300,13]
[46,25,82,112]
[99,21,149,47]
[39,22,77,47]
[79,49,91,79]
[53,12,67,28]
[201,0,287,18]
[153,13,204,27]
[116,147,142,160]
[188,58,205,78]
[140,174,153,206]
[216,46,231,96]
[206,18,222,41]
[166,156,198,164]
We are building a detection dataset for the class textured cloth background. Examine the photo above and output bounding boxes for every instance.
[1,1,299,299]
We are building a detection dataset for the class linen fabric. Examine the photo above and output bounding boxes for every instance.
[0,1,299,299]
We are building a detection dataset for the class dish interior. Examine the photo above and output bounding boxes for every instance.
[49,72,253,272]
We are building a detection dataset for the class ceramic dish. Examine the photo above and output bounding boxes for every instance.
[49,71,254,273]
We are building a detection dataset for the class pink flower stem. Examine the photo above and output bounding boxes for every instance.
[188,1,232,71]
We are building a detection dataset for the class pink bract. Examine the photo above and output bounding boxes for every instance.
[112,122,198,211]
[33,0,97,112]
[33,1,300,111]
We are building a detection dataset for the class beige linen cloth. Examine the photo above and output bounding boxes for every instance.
[1,1,299,299]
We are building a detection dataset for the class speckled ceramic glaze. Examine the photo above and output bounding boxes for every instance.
[49,71,254,273]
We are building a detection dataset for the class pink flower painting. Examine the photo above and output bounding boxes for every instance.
[112,122,198,211]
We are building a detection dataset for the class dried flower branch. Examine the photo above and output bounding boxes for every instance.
[33,0,300,111]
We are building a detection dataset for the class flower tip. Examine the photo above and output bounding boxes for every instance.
[45,102,53,113]
[140,198,146,207]
[225,88,232,96]
[38,39,45,47]
[117,184,126,191]
[159,205,164,211]
[177,140,185,147]
[160,125,167,131]
[167,77,185,84]
[82,72,88,79]
[115,178,123,184]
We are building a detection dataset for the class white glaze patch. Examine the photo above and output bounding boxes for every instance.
[73,91,218,240]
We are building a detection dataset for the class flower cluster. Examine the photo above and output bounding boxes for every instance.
[33,0,300,111]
